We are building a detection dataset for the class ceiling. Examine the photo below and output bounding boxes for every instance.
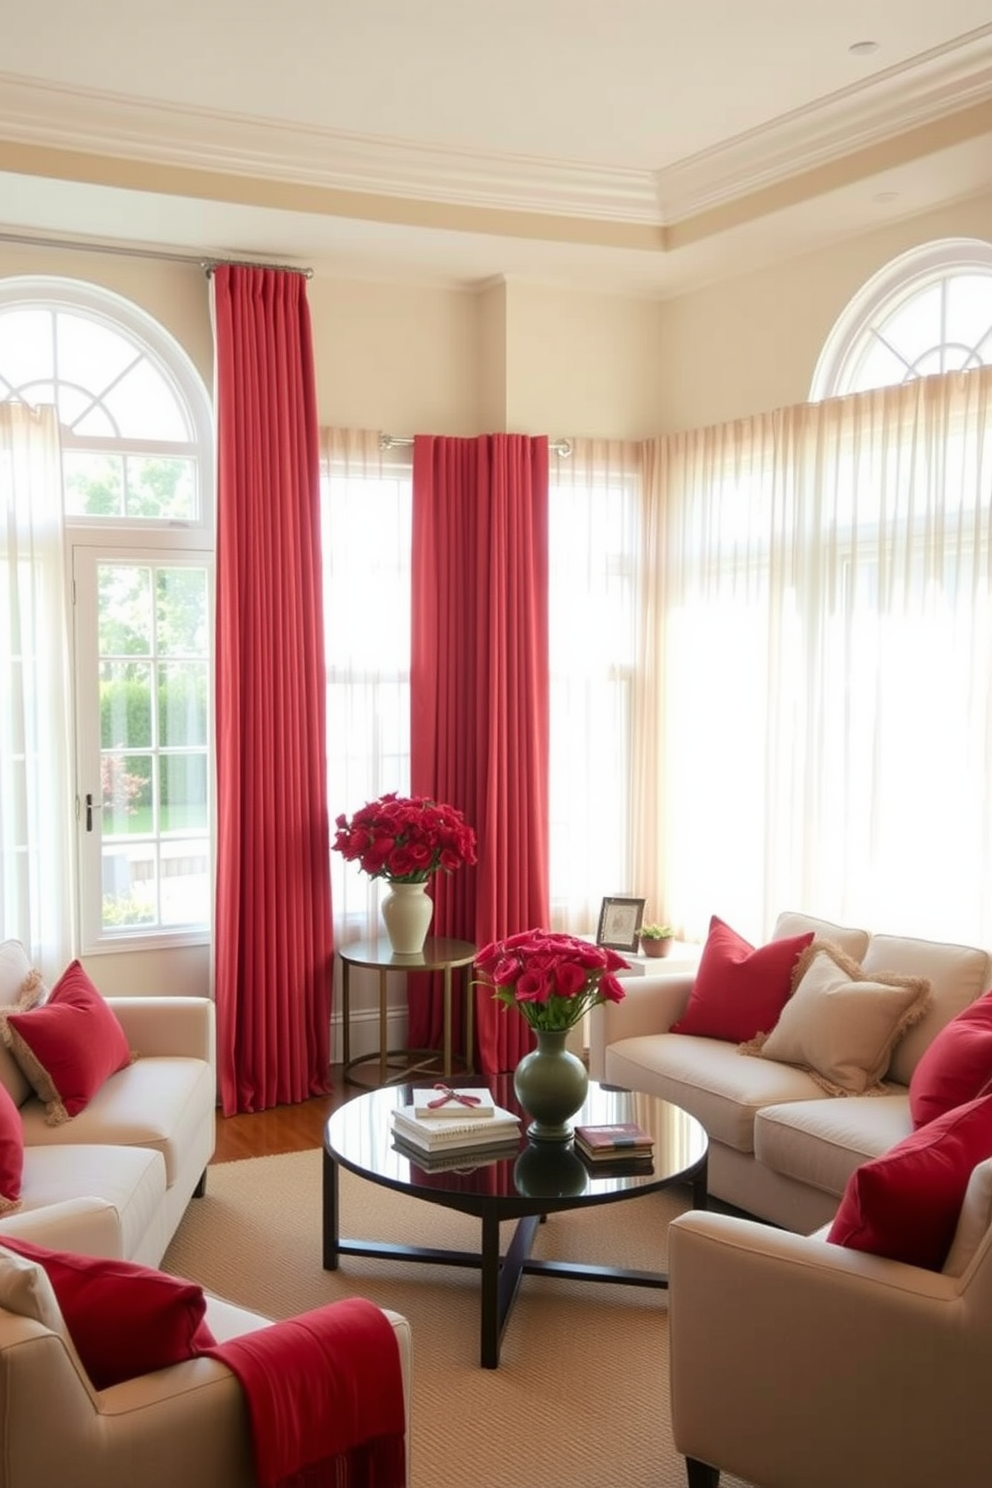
[1,2,992,298]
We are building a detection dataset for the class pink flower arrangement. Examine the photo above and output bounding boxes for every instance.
[475,930,627,1032]
[332,792,477,884]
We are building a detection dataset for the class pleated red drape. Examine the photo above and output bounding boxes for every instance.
[410,434,551,1078]
[212,265,333,1115]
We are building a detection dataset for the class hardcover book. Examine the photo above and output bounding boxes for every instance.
[391,1104,520,1152]
[574,1121,653,1159]
[411,1086,496,1119]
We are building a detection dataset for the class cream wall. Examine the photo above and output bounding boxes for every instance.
[3,190,992,1012]
[656,189,992,434]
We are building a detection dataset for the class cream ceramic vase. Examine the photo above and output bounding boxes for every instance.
[380,880,434,955]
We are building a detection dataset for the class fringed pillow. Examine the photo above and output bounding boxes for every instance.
[0,939,49,1108]
[747,940,932,1095]
[3,960,132,1125]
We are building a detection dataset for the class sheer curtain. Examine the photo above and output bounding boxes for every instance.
[319,429,412,944]
[0,403,73,974]
[548,439,643,932]
[644,366,992,947]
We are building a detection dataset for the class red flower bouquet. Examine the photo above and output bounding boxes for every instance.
[332,793,477,884]
[475,930,627,1032]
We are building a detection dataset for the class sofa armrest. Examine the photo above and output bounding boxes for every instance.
[0,1199,124,1256]
[587,972,695,1080]
[106,997,215,1064]
[668,1211,989,1488]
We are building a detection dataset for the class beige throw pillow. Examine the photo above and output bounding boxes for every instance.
[753,941,932,1095]
[0,941,48,1108]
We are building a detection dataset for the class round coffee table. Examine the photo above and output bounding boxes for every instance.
[323,1076,708,1367]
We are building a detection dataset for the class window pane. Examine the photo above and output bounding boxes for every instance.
[56,312,137,407]
[126,456,196,520]
[64,452,124,517]
[100,662,152,748]
[160,839,210,925]
[98,563,152,655]
[161,753,208,831]
[156,568,208,653]
[0,309,52,391]
[101,751,153,834]
[159,663,208,747]
[102,845,156,928]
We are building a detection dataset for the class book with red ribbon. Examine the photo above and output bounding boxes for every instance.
[410,1085,496,1119]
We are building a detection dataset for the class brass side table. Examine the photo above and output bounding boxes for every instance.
[338,936,477,1087]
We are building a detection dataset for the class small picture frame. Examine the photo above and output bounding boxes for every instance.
[596,896,646,952]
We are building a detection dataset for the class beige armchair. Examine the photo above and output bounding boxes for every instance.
[668,1198,992,1488]
[0,1254,412,1488]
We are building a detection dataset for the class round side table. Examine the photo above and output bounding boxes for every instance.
[337,936,477,1087]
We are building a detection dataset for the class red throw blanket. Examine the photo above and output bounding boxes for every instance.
[199,1297,406,1488]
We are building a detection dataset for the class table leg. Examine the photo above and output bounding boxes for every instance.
[321,1148,340,1270]
[378,969,389,1085]
[479,1212,501,1368]
[691,1154,709,1210]
[341,960,351,1068]
[464,965,475,1073]
[442,966,453,1076]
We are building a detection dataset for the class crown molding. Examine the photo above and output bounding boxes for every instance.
[1,29,991,233]
[654,30,992,219]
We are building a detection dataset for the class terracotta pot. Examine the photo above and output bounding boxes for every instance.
[640,936,673,958]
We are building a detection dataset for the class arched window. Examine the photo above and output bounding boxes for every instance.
[810,237,992,400]
[0,277,214,953]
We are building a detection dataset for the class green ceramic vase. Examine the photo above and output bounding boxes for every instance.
[513,1028,589,1142]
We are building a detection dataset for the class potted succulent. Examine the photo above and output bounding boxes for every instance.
[638,923,675,958]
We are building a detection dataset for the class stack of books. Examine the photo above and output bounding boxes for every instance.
[573,1121,654,1167]
[391,1085,521,1160]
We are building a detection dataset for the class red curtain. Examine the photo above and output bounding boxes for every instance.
[212,265,333,1115]
[410,435,551,1077]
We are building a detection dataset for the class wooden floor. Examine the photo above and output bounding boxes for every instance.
[211,1066,353,1163]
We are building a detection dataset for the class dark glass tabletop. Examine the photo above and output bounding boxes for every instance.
[325,1075,708,1217]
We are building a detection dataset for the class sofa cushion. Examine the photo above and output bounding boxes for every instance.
[0,1082,24,1215]
[12,1144,168,1260]
[5,961,132,1125]
[772,912,871,963]
[863,935,992,1086]
[909,990,992,1129]
[605,1033,825,1152]
[670,916,814,1043]
[753,942,931,1095]
[0,942,48,1108]
[754,1093,912,1200]
[826,1091,992,1270]
[19,1054,215,1190]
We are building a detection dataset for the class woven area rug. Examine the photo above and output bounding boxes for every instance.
[164,1151,754,1488]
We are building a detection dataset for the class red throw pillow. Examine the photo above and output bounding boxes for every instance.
[0,1081,23,1213]
[0,1238,216,1388]
[909,990,992,1128]
[670,916,815,1043]
[827,1091,992,1270]
[4,960,132,1123]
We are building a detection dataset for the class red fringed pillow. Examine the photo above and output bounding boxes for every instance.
[4,960,132,1125]
[909,990,992,1128]
[670,915,814,1043]
[0,1238,215,1389]
[0,1081,24,1214]
[827,1091,992,1271]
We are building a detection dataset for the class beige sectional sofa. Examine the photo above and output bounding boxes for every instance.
[588,911,992,1232]
[0,945,217,1265]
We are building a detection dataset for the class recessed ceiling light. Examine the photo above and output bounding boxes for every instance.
[849,40,880,56]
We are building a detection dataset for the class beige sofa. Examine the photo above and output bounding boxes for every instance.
[0,984,217,1266]
[0,1246,412,1488]
[588,911,992,1232]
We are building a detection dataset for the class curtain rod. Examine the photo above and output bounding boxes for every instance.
[380,434,572,457]
[0,231,312,277]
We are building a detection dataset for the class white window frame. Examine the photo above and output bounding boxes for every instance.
[0,276,215,953]
[810,237,992,400]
